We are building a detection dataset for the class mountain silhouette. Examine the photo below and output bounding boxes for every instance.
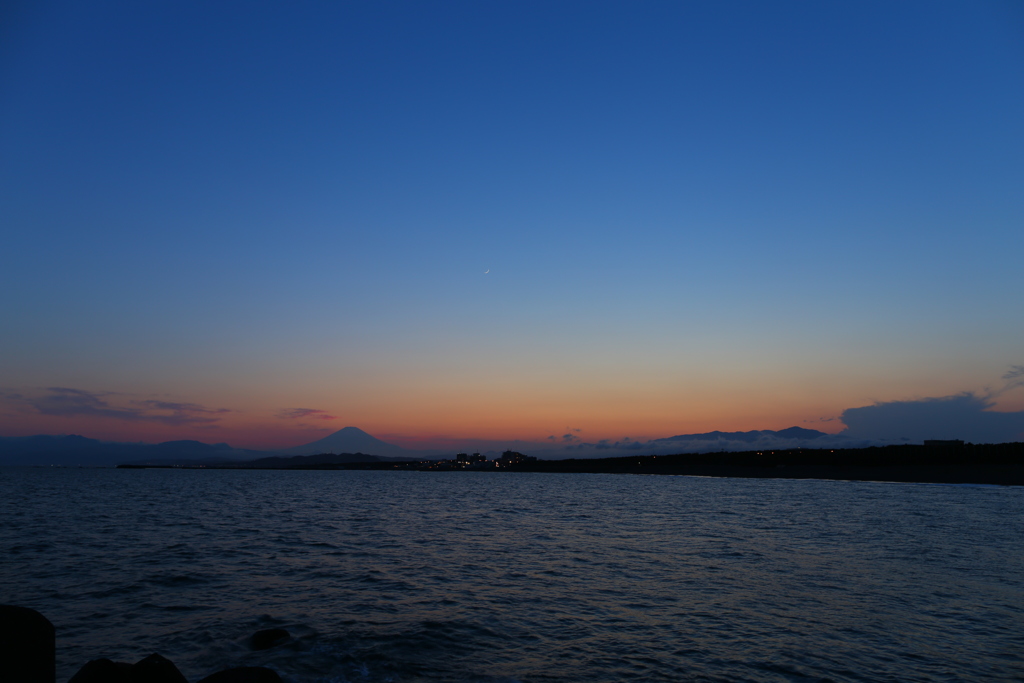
[773,426,826,440]
[280,426,412,457]
[0,434,270,466]
[653,426,826,443]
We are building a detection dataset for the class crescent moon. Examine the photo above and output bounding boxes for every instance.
[484,269,490,274]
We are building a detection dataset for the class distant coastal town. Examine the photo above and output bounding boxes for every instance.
[425,450,538,470]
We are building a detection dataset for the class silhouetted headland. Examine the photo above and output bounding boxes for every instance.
[118,442,1024,486]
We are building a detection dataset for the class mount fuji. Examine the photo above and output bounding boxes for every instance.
[280,426,418,458]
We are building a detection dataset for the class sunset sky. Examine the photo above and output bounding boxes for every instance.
[2,1,1022,450]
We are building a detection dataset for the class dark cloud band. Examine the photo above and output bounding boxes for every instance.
[14,387,229,426]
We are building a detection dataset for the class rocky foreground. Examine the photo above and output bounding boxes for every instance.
[0,605,286,682]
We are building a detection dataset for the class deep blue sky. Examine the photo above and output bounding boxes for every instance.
[2,1,1022,447]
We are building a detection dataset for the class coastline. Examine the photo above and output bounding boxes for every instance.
[117,442,1024,486]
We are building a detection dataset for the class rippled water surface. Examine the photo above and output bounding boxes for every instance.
[1,468,1022,682]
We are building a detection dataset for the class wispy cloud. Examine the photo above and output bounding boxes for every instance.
[16,387,229,426]
[558,427,583,444]
[548,427,583,443]
[276,408,337,420]
[996,365,1024,396]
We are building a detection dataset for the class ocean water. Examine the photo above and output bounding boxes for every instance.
[1,468,1022,683]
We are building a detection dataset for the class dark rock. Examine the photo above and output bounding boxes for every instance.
[248,628,290,651]
[0,604,55,683]
[196,667,282,683]
[126,653,187,683]
[68,658,131,683]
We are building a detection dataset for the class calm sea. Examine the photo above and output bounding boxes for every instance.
[1,468,1022,682]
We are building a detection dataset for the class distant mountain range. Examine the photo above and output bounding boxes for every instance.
[653,426,826,443]
[0,427,427,467]
[1,425,834,467]
[0,434,273,467]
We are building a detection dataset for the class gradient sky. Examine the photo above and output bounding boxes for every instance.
[2,1,1023,450]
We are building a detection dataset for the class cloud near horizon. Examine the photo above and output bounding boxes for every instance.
[531,376,1024,456]
[276,408,338,421]
[839,392,1024,443]
[4,366,1023,452]
[993,365,1024,397]
[595,438,646,450]
[548,428,582,442]
[8,387,229,426]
